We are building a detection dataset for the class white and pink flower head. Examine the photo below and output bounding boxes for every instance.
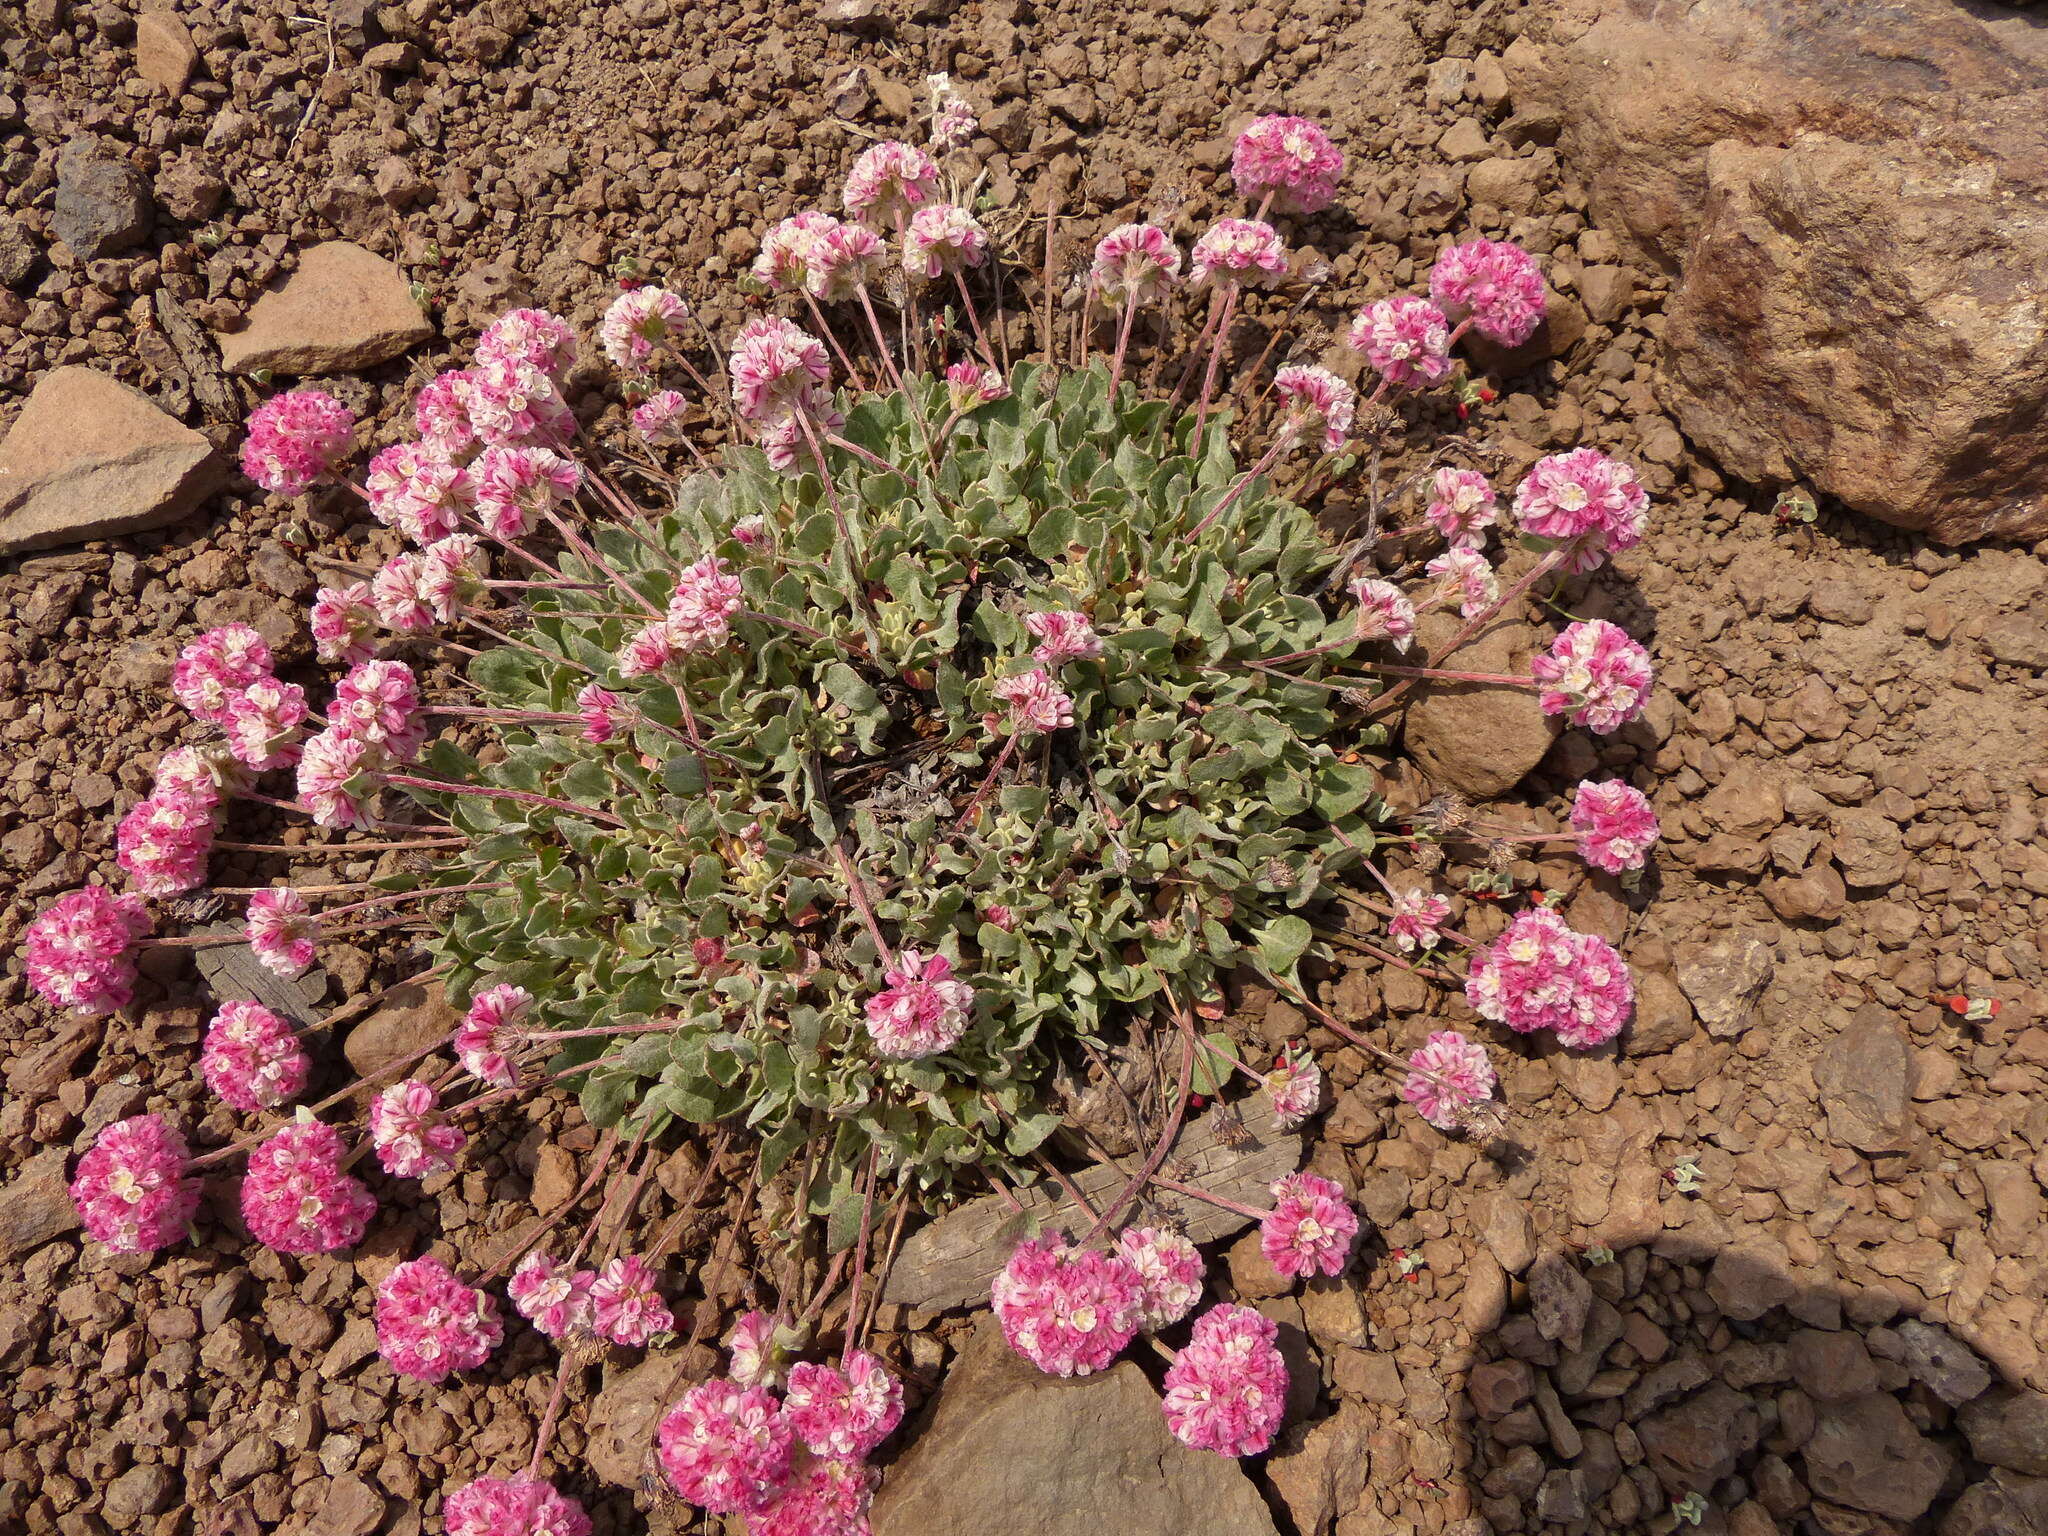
[1430,238,1547,348]
[726,1310,786,1389]
[1161,1303,1289,1457]
[509,1251,597,1340]
[153,744,234,807]
[783,1349,905,1459]
[1347,576,1417,652]
[1512,448,1648,572]
[657,1377,797,1516]
[115,788,215,898]
[753,211,843,294]
[1464,904,1633,1049]
[1091,222,1181,310]
[1531,620,1654,734]
[1260,1170,1359,1280]
[730,316,832,429]
[805,220,888,304]
[1424,467,1499,548]
[1348,295,1453,392]
[619,619,678,679]
[1273,364,1355,453]
[990,1236,1144,1377]
[1115,1226,1206,1329]
[332,658,425,763]
[201,1000,308,1114]
[241,1115,378,1254]
[945,359,1009,412]
[600,286,690,373]
[1231,115,1343,215]
[1189,218,1287,291]
[591,1254,674,1347]
[1425,547,1499,619]
[1571,779,1660,874]
[992,667,1075,735]
[442,1475,592,1536]
[371,551,441,632]
[69,1114,200,1255]
[577,682,623,745]
[902,202,989,281]
[474,445,582,540]
[25,886,151,1016]
[1399,1030,1498,1131]
[1386,885,1450,952]
[241,389,356,497]
[631,389,692,446]
[863,948,975,1059]
[666,553,746,654]
[843,139,939,227]
[747,1457,876,1536]
[295,725,378,830]
[172,624,274,724]
[369,1078,466,1179]
[246,886,319,978]
[1025,609,1103,668]
[457,984,532,1088]
[1264,1045,1324,1129]
[224,674,310,773]
[420,533,486,621]
[476,307,579,380]
[412,369,481,456]
[374,1254,502,1382]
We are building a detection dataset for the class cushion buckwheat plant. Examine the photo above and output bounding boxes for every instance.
[24,95,1670,1520]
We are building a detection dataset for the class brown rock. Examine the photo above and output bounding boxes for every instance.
[1266,1400,1372,1536]
[0,1148,79,1261]
[215,241,433,376]
[1942,1469,2048,1536]
[1638,1381,1762,1495]
[1806,1392,1953,1521]
[1961,1389,2048,1476]
[0,366,223,554]
[1468,1359,1536,1418]
[1814,1004,1914,1153]
[1896,1319,1993,1407]
[53,138,154,258]
[584,1347,706,1486]
[1787,1330,1880,1402]
[870,1315,1280,1536]
[1528,1253,1593,1348]
[136,10,199,93]
[103,1464,179,1523]
[305,1473,386,1536]
[1402,609,1561,798]
[1673,933,1773,1039]
[1708,1239,1797,1321]
[1526,1,2048,542]
[1474,1190,1537,1274]
[342,979,461,1077]
[1626,970,1696,1055]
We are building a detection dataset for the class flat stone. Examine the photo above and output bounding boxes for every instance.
[1814,1004,1914,1153]
[1528,1252,1593,1349]
[1402,609,1561,799]
[1806,1392,1953,1521]
[0,1148,80,1261]
[871,1315,1281,1536]
[1895,1319,1993,1407]
[1707,1239,1797,1321]
[1638,1381,1761,1496]
[1473,1190,1538,1274]
[0,366,223,554]
[135,10,199,93]
[53,138,154,258]
[1962,1389,2048,1476]
[343,979,461,1077]
[1267,1399,1372,1536]
[215,241,433,376]
[1942,1469,2048,1536]
[1672,934,1773,1039]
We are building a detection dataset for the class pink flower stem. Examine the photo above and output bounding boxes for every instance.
[1032,1149,1099,1223]
[215,836,466,854]
[138,911,423,948]
[951,268,998,368]
[795,1246,852,1332]
[484,578,601,591]
[1080,1000,1195,1244]
[426,704,584,723]
[1107,289,1139,396]
[314,880,511,921]
[460,614,603,680]
[478,1128,622,1283]
[854,284,908,395]
[826,433,918,488]
[805,290,870,391]
[1364,546,1568,715]
[377,772,629,829]
[642,1127,732,1261]
[840,1146,882,1365]
[1191,282,1240,449]
[1146,1171,1269,1222]
[525,1355,577,1478]
[1357,662,1534,687]
[950,730,1018,833]
[1187,428,1291,539]
[541,505,664,620]
[829,838,897,968]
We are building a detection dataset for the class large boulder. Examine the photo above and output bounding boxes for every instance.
[870,1315,1281,1536]
[1522,1,2048,543]
[0,366,222,554]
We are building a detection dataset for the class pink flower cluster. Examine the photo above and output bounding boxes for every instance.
[369,1079,466,1178]
[863,948,975,1059]
[246,887,318,978]
[442,1475,592,1536]
[1425,547,1498,619]
[1114,1227,1206,1329]
[902,203,988,280]
[225,675,311,772]
[805,220,886,304]
[591,1254,674,1346]
[310,583,377,665]
[116,787,216,898]
[331,658,426,762]
[1512,449,1648,571]
[457,984,531,1088]
[1349,577,1417,651]
[1260,1171,1359,1279]
[667,553,746,653]
[1571,779,1660,874]
[746,1457,876,1536]
[1464,905,1633,1050]
[1399,1030,1498,1130]
[474,445,581,540]
[842,140,938,225]
[510,1251,596,1339]
[945,359,1008,411]
[365,442,473,542]
[1265,1046,1324,1129]
[25,886,151,1015]
[754,210,843,294]
[728,1310,786,1388]
[1189,218,1287,290]
[69,1114,200,1254]
[782,1350,904,1459]
[992,667,1075,734]
[1092,223,1180,309]
[375,1255,503,1382]
[1230,115,1343,215]
[990,1236,1143,1377]
[1273,365,1355,453]
[577,682,622,744]
[172,624,274,724]
[1161,1304,1289,1457]
[1025,610,1103,668]
[1425,467,1499,547]
[240,1117,377,1254]
[200,1000,308,1113]
[600,286,689,372]
[1348,296,1452,392]
[1430,239,1546,347]
[1387,885,1451,952]
[631,389,691,445]
[657,1379,797,1516]
[294,727,377,830]
[477,307,579,378]
[1531,620,1654,734]
[241,389,356,497]
[730,317,835,469]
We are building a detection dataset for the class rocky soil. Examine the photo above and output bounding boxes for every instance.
[2,1,2046,1534]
